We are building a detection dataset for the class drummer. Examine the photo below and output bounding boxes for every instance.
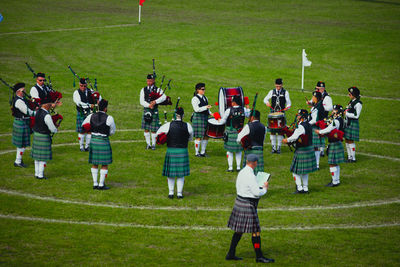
[263,78,291,154]
[191,83,213,157]
[219,96,251,172]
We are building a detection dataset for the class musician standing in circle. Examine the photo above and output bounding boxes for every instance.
[31,102,58,179]
[73,78,98,152]
[283,109,317,194]
[140,74,166,150]
[315,105,345,187]
[307,81,333,157]
[236,110,266,175]
[30,72,52,104]
[82,99,116,190]
[11,83,36,167]
[219,96,250,172]
[344,87,362,163]
[156,107,193,199]
[263,78,291,154]
[308,91,325,170]
[191,82,212,157]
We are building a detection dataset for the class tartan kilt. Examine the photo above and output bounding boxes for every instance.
[290,145,317,174]
[312,126,324,148]
[141,108,160,132]
[224,129,242,152]
[244,148,264,174]
[192,112,208,138]
[162,147,190,177]
[31,132,52,161]
[12,119,31,148]
[227,196,261,233]
[344,119,359,141]
[89,135,112,165]
[327,141,345,165]
[76,112,86,133]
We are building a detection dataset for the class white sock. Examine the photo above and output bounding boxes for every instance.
[15,147,25,164]
[349,143,356,161]
[235,151,242,170]
[34,160,39,177]
[167,178,175,195]
[227,152,233,170]
[38,161,46,178]
[337,166,341,184]
[345,143,351,160]
[151,133,157,146]
[270,134,277,150]
[330,166,338,184]
[85,134,91,149]
[176,177,184,196]
[301,174,309,192]
[293,173,303,191]
[195,140,201,155]
[315,150,320,168]
[144,132,151,146]
[320,146,324,153]
[200,140,208,154]
[277,135,283,150]
[91,167,99,186]
[78,134,85,149]
[99,169,108,187]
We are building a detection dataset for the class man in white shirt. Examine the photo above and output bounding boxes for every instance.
[226,154,274,263]
[344,87,363,162]
[30,72,52,104]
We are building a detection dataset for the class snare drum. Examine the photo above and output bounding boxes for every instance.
[206,118,225,139]
[218,87,244,116]
[267,112,286,130]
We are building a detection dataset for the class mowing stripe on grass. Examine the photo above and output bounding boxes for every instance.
[1,189,399,212]
[0,214,399,231]
[0,24,138,36]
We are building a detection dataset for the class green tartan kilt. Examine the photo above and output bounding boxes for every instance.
[89,135,112,165]
[327,141,345,165]
[31,132,52,161]
[192,112,208,138]
[76,112,87,133]
[162,147,190,177]
[344,119,359,141]
[312,126,324,148]
[141,108,160,132]
[224,129,242,152]
[244,148,264,174]
[12,119,31,148]
[290,145,317,174]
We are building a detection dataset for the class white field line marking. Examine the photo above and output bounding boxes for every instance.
[0,214,399,231]
[1,189,399,212]
[0,24,138,36]
[357,152,400,162]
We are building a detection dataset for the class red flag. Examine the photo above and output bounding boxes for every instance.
[139,0,146,6]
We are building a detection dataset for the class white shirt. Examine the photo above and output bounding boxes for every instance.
[82,112,116,136]
[236,120,267,144]
[156,118,194,141]
[73,89,91,109]
[346,100,362,120]
[287,124,305,143]
[236,165,267,198]
[191,94,213,115]
[263,89,291,110]
[319,118,340,135]
[39,108,57,134]
[140,86,166,108]
[30,84,48,99]
[308,106,319,125]
[219,106,251,125]
[14,98,36,117]
[322,94,333,112]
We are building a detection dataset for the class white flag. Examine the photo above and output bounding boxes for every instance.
[302,49,312,67]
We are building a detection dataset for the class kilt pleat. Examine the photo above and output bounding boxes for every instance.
[12,119,31,148]
[224,129,242,152]
[312,126,324,148]
[89,135,112,165]
[344,119,359,141]
[31,132,52,161]
[327,141,345,165]
[244,149,264,174]
[162,147,190,177]
[227,196,261,233]
[141,108,160,132]
[290,145,317,174]
[76,113,86,133]
[192,112,208,138]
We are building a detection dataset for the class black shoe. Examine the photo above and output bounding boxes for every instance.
[226,169,234,172]
[200,153,208,157]
[293,189,303,194]
[80,147,85,152]
[351,159,357,163]
[303,190,309,194]
[317,167,320,171]
[256,257,275,263]
[346,159,353,163]
[276,149,281,154]
[14,161,27,168]
[151,145,156,150]
[93,185,98,189]
[168,194,174,199]
[236,168,241,172]
[321,152,325,157]
[195,153,202,157]
[84,147,89,152]
[326,182,335,187]
[226,255,243,261]
[177,195,184,199]
[36,176,47,180]
[98,185,110,190]
[146,145,152,150]
[271,149,276,154]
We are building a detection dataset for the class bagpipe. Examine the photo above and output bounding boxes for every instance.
[315,114,344,142]
[156,97,181,145]
[149,59,172,106]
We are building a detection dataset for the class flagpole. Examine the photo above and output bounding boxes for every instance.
[138,5,141,24]
[301,49,305,92]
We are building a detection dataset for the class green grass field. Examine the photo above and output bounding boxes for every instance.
[1,0,400,265]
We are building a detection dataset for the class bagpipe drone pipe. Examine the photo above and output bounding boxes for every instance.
[149,59,172,106]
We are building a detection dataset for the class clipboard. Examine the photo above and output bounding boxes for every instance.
[256,172,271,187]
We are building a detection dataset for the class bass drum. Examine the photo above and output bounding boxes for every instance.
[218,87,244,116]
